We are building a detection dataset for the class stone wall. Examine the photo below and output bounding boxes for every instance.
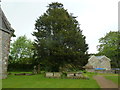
[87,56,99,69]
[100,57,111,70]
[0,30,2,84]
[86,56,111,70]
[86,69,95,72]
[0,30,2,79]
[0,30,11,79]
[0,6,13,80]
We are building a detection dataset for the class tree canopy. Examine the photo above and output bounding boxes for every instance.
[97,31,120,68]
[33,2,89,72]
[9,35,34,64]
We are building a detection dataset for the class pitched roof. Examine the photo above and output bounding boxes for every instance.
[96,56,105,59]
[93,55,111,61]
[0,6,13,33]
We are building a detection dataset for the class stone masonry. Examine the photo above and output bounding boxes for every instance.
[0,6,13,79]
[84,55,111,72]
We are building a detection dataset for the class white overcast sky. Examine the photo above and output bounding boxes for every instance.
[1,0,119,54]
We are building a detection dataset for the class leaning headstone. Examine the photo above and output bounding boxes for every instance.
[53,72,61,78]
[33,66,37,75]
[45,72,53,78]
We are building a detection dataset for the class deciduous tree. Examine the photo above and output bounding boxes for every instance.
[9,35,34,64]
[97,31,120,68]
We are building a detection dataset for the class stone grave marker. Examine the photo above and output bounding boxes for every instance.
[45,72,53,78]
[75,73,83,77]
[53,72,61,78]
[67,73,74,78]
[33,66,37,74]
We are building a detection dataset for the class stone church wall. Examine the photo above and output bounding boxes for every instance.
[0,29,11,79]
[0,30,2,80]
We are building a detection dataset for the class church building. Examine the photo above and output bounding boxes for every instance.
[0,2,14,79]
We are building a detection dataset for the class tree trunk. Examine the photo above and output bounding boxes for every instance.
[37,64,40,74]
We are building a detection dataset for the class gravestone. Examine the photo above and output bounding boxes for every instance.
[33,66,37,74]
[75,73,83,77]
[53,72,61,78]
[45,72,53,78]
[67,73,74,78]
[66,72,86,79]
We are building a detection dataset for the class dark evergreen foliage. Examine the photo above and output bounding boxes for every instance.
[33,2,89,71]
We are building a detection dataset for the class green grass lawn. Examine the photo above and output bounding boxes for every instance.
[2,72,100,88]
[105,76,120,85]
[0,79,2,90]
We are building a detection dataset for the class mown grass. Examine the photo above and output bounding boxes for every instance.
[2,72,100,88]
[0,79,2,90]
[105,76,120,85]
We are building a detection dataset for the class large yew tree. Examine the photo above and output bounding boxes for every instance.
[33,2,89,71]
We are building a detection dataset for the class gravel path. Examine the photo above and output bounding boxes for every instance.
[93,75,118,88]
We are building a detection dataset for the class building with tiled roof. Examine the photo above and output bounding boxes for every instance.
[0,3,14,79]
[83,55,111,72]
